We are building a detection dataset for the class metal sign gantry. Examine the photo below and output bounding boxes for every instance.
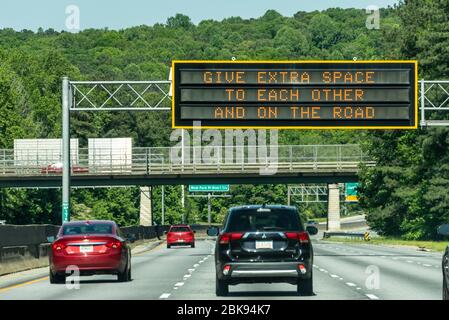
[61,77,449,222]
[419,80,449,127]
[61,78,172,222]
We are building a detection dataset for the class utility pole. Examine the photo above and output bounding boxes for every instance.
[207,192,212,226]
[181,129,185,224]
[61,76,71,223]
[187,193,231,226]
[181,185,185,223]
[161,185,165,225]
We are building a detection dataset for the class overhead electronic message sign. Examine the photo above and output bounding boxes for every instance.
[172,60,417,129]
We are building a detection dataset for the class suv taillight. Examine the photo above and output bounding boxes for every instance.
[219,232,244,244]
[285,231,310,244]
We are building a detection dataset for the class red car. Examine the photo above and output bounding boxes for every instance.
[49,220,133,283]
[166,224,196,248]
[41,162,89,174]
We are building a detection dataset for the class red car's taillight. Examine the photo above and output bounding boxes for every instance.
[285,231,310,244]
[106,240,122,249]
[52,242,67,251]
[219,232,244,244]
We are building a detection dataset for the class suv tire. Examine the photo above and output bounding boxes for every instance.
[297,271,313,296]
[444,277,449,300]
[216,276,229,296]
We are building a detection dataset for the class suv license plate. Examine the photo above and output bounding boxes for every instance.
[256,241,273,249]
[80,245,93,253]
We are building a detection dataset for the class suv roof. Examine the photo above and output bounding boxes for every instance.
[229,205,297,211]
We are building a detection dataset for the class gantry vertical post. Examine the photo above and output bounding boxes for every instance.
[420,79,425,127]
[62,77,71,223]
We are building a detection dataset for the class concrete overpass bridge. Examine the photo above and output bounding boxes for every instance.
[0,144,374,188]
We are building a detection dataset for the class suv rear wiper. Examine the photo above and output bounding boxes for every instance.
[262,227,285,231]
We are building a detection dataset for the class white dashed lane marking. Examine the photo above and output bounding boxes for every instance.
[159,293,171,299]
[315,264,380,299]
[346,282,356,287]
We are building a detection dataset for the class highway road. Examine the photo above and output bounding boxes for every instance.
[0,238,443,300]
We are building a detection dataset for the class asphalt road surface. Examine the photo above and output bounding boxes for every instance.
[0,239,443,300]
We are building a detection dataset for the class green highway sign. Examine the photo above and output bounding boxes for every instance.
[345,182,359,202]
[189,184,230,192]
[62,202,69,222]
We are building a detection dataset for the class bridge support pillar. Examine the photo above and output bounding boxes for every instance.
[140,186,152,226]
[327,183,341,231]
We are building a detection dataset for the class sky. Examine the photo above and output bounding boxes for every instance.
[0,0,400,31]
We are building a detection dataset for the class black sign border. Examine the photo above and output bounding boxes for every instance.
[172,61,418,129]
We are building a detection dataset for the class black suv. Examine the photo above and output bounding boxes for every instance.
[207,205,318,296]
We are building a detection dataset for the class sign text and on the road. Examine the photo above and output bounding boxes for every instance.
[172,60,417,129]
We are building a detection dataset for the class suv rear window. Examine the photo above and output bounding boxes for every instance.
[226,208,302,232]
[63,223,113,235]
[170,226,191,232]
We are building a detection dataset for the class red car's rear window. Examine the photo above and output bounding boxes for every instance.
[170,226,191,232]
[62,223,113,235]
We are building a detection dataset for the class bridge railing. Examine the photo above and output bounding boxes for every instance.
[0,144,374,176]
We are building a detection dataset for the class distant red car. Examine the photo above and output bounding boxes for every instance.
[166,224,196,248]
[49,220,133,283]
[41,162,89,174]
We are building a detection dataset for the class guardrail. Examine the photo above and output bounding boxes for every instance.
[0,144,374,177]
[323,231,371,241]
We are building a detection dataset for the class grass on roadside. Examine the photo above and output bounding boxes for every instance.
[322,236,449,252]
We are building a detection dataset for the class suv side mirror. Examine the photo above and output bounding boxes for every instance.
[306,225,318,236]
[46,236,55,243]
[438,224,449,236]
[164,231,168,235]
[193,230,196,233]
[207,227,219,237]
